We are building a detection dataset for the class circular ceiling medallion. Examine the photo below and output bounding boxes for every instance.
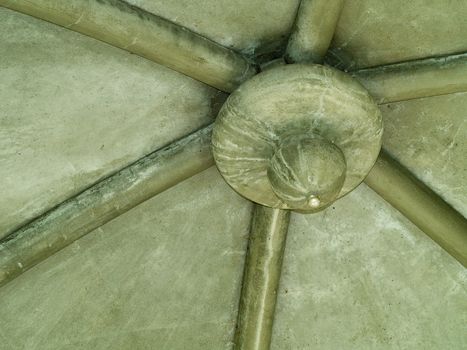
[212,64,383,212]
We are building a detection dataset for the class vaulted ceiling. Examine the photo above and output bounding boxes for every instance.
[0,1,466,349]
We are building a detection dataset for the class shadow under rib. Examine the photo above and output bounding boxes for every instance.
[353,53,467,104]
[365,150,467,267]
[0,0,257,92]
[234,205,291,350]
[286,0,344,64]
[0,125,214,287]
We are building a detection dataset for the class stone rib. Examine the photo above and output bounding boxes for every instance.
[0,125,214,286]
[0,0,257,92]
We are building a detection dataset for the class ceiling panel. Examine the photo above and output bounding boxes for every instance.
[272,184,467,349]
[382,92,467,217]
[0,8,217,238]
[126,0,300,57]
[329,0,467,69]
[0,168,252,349]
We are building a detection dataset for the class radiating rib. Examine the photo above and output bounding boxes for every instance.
[286,0,344,64]
[0,125,214,287]
[234,205,290,350]
[365,150,467,267]
[0,0,257,92]
[353,53,467,104]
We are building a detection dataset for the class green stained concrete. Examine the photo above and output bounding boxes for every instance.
[286,0,344,64]
[212,64,382,212]
[0,126,215,286]
[234,206,290,350]
[0,0,256,92]
[353,53,467,104]
[329,0,467,69]
[0,167,252,349]
[381,92,467,217]
[365,151,467,267]
[125,0,300,58]
[0,8,217,238]
[1,2,467,349]
[272,184,467,350]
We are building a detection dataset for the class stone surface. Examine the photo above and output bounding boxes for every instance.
[272,184,467,349]
[2,2,467,349]
[0,168,252,349]
[234,206,290,350]
[353,53,467,104]
[0,8,217,238]
[126,0,300,58]
[268,135,347,211]
[212,64,382,211]
[0,0,256,92]
[329,0,467,69]
[286,0,344,64]
[381,92,467,217]
[0,126,214,287]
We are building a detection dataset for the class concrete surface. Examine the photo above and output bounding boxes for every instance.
[364,151,467,268]
[0,126,214,287]
[212,64,382,212]
[286,0,344,64]
[126,0,300,58]
[381,92,467,217]
[0,167,252,349]
[234,206,290,350]
[353,53,467,104]
[0,8,217,238]
[0,0,257,92]
[329,0,467,69]
[1,2,467,350]
[272,184,467,350]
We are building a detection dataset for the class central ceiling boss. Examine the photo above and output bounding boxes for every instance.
[212,64,383,212]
